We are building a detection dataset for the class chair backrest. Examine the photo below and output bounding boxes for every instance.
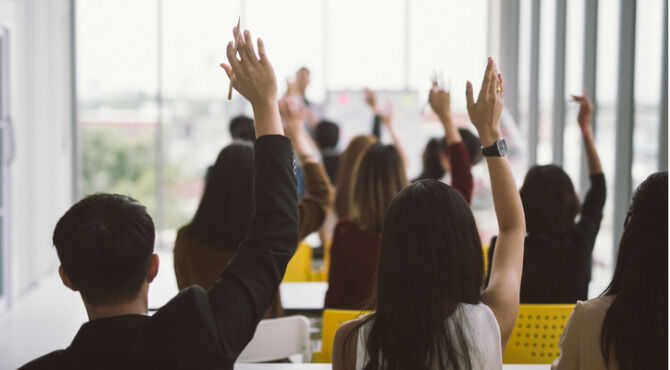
[316,309,373,363]
[283,242,312,282]
[237,315,311,363]
[482,244,489,277]
[503,304,575,364]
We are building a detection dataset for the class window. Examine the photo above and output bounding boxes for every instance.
[0,29,8,306]
[536,0,556,165]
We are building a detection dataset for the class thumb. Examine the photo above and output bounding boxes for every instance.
[465,81,475,116]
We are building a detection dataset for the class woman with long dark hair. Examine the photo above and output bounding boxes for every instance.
[173,96,333,317]
[486,91,606,303]
[552,171,668,370]
[333,58,526,369]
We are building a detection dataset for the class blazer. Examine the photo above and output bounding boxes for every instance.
[20,135,298,370]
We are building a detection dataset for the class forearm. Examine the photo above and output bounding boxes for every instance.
[387,125,409,171]
[252,101,283,137]
[439,113,463,144]
[299,162,334,240]
[447,142,473,203]
[289,130,318,162]
[582,128,603,174]
[486,156,525,235]
[372,115,381,139]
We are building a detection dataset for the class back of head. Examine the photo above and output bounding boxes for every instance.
[334,135,377,218]
[315,120,340,150]
[601,171,668,370]
[350,143,408,234]
[359,180,483,369]
[229,115,256,142]
[458,128,483,165]
[417,138,448,181]
[53,194,155,306]
[520,165,580,236]
[188,141,254,249]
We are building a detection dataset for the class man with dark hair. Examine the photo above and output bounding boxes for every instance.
[229,114,256,142]
[21,29,298,370]
[314,119,340,183]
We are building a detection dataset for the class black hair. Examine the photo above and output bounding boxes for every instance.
[346,180,482,369]
[53,193,155,305]
[415,137,448,181]
[600,171,668,369]
[229,115,256,142]
[458,128,483,165]
[187,141,254,249]
[315,120,340,150]
[519,165,581,236]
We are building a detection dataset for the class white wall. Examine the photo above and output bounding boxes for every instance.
[0,0,74,307]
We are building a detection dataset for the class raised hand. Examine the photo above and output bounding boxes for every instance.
[428,83,451,120]
[220,29,277,107]
[220,28,282,137]
[279,97,306,139]
[571,88,594,133]
[465,58,504,147]
[364,88,378,112]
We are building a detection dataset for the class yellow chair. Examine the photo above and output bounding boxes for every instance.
[283,242,312,282]
[482,244,490,277]
[503,304,575,364]
[313,309,373,363]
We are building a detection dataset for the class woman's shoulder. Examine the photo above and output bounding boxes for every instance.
[574,295,615,318]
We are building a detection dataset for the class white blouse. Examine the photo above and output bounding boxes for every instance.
[355,303,502,369]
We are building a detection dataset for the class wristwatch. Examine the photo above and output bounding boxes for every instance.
[481,138,508,157]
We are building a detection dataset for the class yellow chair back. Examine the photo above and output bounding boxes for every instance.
[282,242,312,282]
[314,309,373,363]
[482,244,490,277]
[503,304,575,364]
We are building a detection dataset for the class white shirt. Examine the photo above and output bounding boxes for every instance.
[355,303,502,369]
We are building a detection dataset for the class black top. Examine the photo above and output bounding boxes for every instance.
[486,173,606,303]
[322,150,339,184]
[20,135,298,370]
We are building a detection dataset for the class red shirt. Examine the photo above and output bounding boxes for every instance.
[324,219,380,309]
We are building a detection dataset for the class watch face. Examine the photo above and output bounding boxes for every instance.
[497,139,508,155]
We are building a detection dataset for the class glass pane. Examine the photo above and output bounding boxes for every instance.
[77,0,158,216]
[536,0,556,164]
[326,0,405,90]
[590,0,620,297]
[633,0,663,189]
[562,0,585,193]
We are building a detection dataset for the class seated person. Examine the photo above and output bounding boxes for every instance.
[553,171,667,369]
[21,29,297,370]
[412,83,477,204]
[486,92,606,303]
[229,114,256,142]
[333,135,378,220]
[333,58,526,369]
[315,119,340,184]
[325,143,408,309]
[175,97,332,318]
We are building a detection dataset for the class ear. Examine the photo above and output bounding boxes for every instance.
[58,265,77,292]
[146,253,159,283]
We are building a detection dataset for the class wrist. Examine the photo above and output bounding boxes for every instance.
[479,131,501,147]
[251,98,277,112]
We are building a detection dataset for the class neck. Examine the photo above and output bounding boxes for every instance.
[84,294,148,321]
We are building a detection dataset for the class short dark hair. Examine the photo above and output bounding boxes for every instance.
[520,165,580,236]
[53,194,155,305]
[229,115,256,142]
[315,120,340,150]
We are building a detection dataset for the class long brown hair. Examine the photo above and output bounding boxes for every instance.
[334,135,377,218]
[349,143,408,234]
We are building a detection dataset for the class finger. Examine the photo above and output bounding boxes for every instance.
[465,81,475,116]
[220,63,233,79]
[583,87,588,97]
[257,38,268,63]
[488,62,499,96]
[242,30,258,63]
[236,29,250,62]
[498,73,504,97]
[226,41,241,71]
[479,59,493,101]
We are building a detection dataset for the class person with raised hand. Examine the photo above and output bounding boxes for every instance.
[364,88,408,170]
[21,28,297,370]
[485,89,606,304]
[421,82,475,203]
[332,58,524,369]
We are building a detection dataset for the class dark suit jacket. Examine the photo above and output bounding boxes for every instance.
[20,135,299,370]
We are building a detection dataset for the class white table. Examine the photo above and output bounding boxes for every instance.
[235,364,550,369]
[279,282,328,311]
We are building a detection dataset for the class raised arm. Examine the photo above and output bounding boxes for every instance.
[364,88,409,170]
[469,59,526,349]
[280,97,334,240]
[429,84,474,202]
[214,29,298,358]
[571,91,606,243]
